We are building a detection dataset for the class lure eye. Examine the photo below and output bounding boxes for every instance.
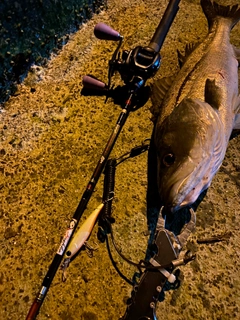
[66,250,72,257]
[162,153,175,167]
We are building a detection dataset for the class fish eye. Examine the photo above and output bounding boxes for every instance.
[162,153,175,167]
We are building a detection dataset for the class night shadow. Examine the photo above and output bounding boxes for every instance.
[0,1,105,104]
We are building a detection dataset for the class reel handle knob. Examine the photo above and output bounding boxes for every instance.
[94,23,121,41]
[82,75,107,90]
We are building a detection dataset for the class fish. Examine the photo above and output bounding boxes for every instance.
[150,0,240,212]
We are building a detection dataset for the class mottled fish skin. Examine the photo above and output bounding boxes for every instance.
[151,0,240,212]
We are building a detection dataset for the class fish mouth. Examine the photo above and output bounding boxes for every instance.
[162,182,199,213]
[159,159,211,213]
[160,142,225,213]
[162,180,205,213]
[173,183,206,212]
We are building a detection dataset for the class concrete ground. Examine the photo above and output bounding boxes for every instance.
[0,0,239,319]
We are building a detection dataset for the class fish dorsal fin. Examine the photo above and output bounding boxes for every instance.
[150,76,174,122]
[177,43,198,68]
[204,78,222,110]
[201,0,240,31]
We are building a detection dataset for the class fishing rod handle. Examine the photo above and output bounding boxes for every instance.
[149,0,181,52]
[26,298,42,320]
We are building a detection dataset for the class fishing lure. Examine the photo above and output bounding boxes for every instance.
[61,158,117,281]
[61,202,104,281]
[61,148,147,281]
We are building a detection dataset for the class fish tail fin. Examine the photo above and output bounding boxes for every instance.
[201,0,240,30]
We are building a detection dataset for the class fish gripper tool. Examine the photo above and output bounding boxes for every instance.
[120,207,196,320]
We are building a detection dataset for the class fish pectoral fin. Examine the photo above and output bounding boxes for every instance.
[204,78,222,110]
[233,94,240,113]
[177,43,199,68]
[233,114,240,130]
[150,76,175,122]
[233,46,240,66]
[233,94,240,130]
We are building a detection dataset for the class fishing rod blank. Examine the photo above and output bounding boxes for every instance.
[149,0,181,52]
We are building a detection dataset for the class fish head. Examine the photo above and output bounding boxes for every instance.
[154,97,224,212]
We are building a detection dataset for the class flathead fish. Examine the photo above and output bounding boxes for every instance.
[151,0,240,212]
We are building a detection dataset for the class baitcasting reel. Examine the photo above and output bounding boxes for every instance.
[83,22,161,92]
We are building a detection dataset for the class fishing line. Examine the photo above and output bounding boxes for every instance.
[115,139,150,166]
[105,233,134,286]
[98,140,184,284]
[97,141,151,283]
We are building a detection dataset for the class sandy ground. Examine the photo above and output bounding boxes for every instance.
[0,0,240,319]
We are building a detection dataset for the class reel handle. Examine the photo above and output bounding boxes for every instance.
[82,75,107,90]
[94,23,122,41]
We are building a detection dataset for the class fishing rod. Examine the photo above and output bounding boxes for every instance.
[26,0,181,318]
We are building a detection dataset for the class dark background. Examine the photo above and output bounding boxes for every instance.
[0,0,106,103]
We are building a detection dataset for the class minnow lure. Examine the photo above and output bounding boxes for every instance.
[61,158,117,281]
[61,203,104,281]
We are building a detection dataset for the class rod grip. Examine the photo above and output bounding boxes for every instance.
[26,299,41,320]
